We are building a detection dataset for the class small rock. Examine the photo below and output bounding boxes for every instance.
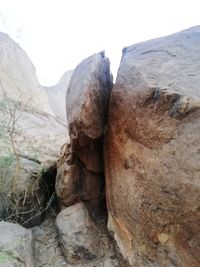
[56,202,109,264]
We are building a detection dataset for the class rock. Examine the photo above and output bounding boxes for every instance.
[0,221,34,267]
[0,33,68,226]
[56,202,112,265]
[57,53,112,217]
[33,210,120,267]
[0,32,53,114]
[66,52,112,149]
[105,26,200,266]
[0,156,47,227]
[56,144,104,209]
[32,211,68,267]
[0,31,68,163]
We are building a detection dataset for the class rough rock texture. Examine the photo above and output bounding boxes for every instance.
[56,202,117,265]
[66,51,112,148]
[33,210,120,267]
[56,52,112,216]
[105,26,200,266]
[0,157,50,227]
[32,211,68,267]
[56,143,104,210]
[0,222,34,267]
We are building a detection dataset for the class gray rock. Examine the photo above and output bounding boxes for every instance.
[33,211,120,267]
[0,156,46,227]
[105,26,200,266]
[0,32,53,114]
[45,70,73,122]
[0,221,34,267]
[56,202,112,265]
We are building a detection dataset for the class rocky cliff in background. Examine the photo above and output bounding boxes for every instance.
[44,70,73,121]
[0,32,68,227]
[0,32,52,114]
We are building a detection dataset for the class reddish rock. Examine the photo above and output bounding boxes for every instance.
[105,26,200,267]
[56,144,104,208]
[56,52,112,217]
[66,51,112,150]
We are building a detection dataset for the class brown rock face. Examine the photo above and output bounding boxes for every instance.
[105,26,200,266]
[56,52,112,217]
[66,51,112,149]
[56,144,104,207]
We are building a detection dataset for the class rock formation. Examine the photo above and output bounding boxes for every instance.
[1,26,200,267]
[56,202,114,264]
[105,26,200,266]
[0,32,53,114]
[56,52,113,217]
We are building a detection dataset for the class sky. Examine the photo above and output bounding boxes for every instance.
[0,0,200,86]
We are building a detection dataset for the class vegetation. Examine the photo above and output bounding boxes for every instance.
[0,82,56,225]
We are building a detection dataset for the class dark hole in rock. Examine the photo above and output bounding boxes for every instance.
[21,162,59,228]
[40,162,60,214]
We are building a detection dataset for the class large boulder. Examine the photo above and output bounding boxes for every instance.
[0,222,34,267]
[105,26,200,266]
[56,52,112,216]
[66,51,112,149]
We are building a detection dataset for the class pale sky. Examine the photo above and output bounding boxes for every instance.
[1,0,200,86]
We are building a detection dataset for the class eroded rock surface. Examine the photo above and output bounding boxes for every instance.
[56,202,117,265]
[0,222,34,267]
[0,157,46,227]
[56,52,112,217]
[66,51,112,148]
[33,210,120,267]
[105,26,200,266]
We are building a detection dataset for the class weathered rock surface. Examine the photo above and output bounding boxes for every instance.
[56,143,104,208]
[56,202,116,265]
[57,52,112,217]
[0,157,50,227]
[105,26,200,266]
[66,51,112,149]
[0,221,34,267]
[33,211,120,267]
